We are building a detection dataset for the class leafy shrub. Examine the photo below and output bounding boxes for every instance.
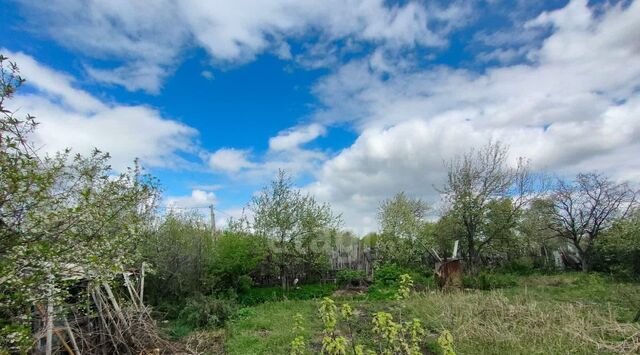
[237,275,253,293]
[290,295,454,355]
[238,283,336,306]
[499,257,536,275]
[463,272,518,290]
[375,264,408,286]
[336,269,367,287]
[211,231,267,292]
[178,294,238,328]
[368,265,434,299]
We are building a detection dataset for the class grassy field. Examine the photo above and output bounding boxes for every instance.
[224,273,640,354]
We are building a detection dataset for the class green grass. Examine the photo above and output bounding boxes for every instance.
[225,300,326,354]
[238,283,337,306]
[224,273,640,354]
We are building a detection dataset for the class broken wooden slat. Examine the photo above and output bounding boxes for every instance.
[139,263,145,308]
[64,317,81,355]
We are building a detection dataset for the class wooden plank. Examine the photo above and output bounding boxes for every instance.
[64,317,81,355]
[46,297,53,355]
[91,289,120,353]
[139,263,145,307]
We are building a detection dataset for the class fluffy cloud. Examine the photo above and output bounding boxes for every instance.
[268,123,326,151]
[208,125,327,181]
[14,0,469,92]
[307,0,640,233]
[4,50,199,171]
[209,148,255,173]
[165,189,217,208]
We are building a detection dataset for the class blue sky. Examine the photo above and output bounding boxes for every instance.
[2,0,639,233]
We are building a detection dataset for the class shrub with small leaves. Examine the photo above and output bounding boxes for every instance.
[292,296,438,355]
[290,335,307,355]
[372,311,402,353]
[337,269,367,286]
[322,335,348,355]
[319,297,338,331]
[290,313,307,355]
[395,274,414,300]
[437,330,456,355]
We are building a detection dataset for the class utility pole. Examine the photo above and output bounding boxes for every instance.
[209,204,216,237]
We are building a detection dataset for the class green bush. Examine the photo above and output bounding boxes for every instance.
[366,283,399,300]
[211,231,268,292]
[374,264,408,285]
[375,264,432,286]
[238,283,337,306]
[368,264,434,299]
[500,257,536,275]
[463,272,518,290]
[336,269,366,286]
[178,294,238,328]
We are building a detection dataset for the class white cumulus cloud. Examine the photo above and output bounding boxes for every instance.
[209,148,255,173]
[307,0,640,233]
[4,50,200,171]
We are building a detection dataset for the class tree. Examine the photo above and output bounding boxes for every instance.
[591,209,640,278]
[440,141,536,267]
[211,230,268,293]
[377,192,431,268]
[481,198,521,260]
[549,172,638,272]
[251,170,340,289]
[141,211,215,308]
[0,55,158,349]
[518,198,562,269]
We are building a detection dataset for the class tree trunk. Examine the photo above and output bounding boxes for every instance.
[580,252,589,272]
[466,232,481,273]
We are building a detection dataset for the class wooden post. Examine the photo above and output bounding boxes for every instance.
[102,283,127,326]
[452,240,459,259]
[46,298,53,355]
[63,318,81,355]
[139,262,145,307]
[122,272,140,308]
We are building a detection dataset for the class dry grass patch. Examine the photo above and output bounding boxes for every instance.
[406,290,640,354]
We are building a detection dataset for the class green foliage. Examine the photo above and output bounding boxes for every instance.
[178,294,238,329]
[395,274,413,300]
[549,172,638,272]
[228,273,640,355]
[481,199,521,258]
[142,211,214,311]
[370,311,427,354]
[436,330,456,355]
[369,265,433,300]
[498,257,536,275]
[377,192,433,269]
[591,211,640,279]
[440,141,533,266]
[463,272,518,290]
[0,55,159,352]
[211,231,268,292]
[238,283,337,306]
[374,264,408,286]
[336,269,366,286]
[251,170,341,289]
[290,313,307,355]
[290,335,307,355]
[319,297,338,331]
